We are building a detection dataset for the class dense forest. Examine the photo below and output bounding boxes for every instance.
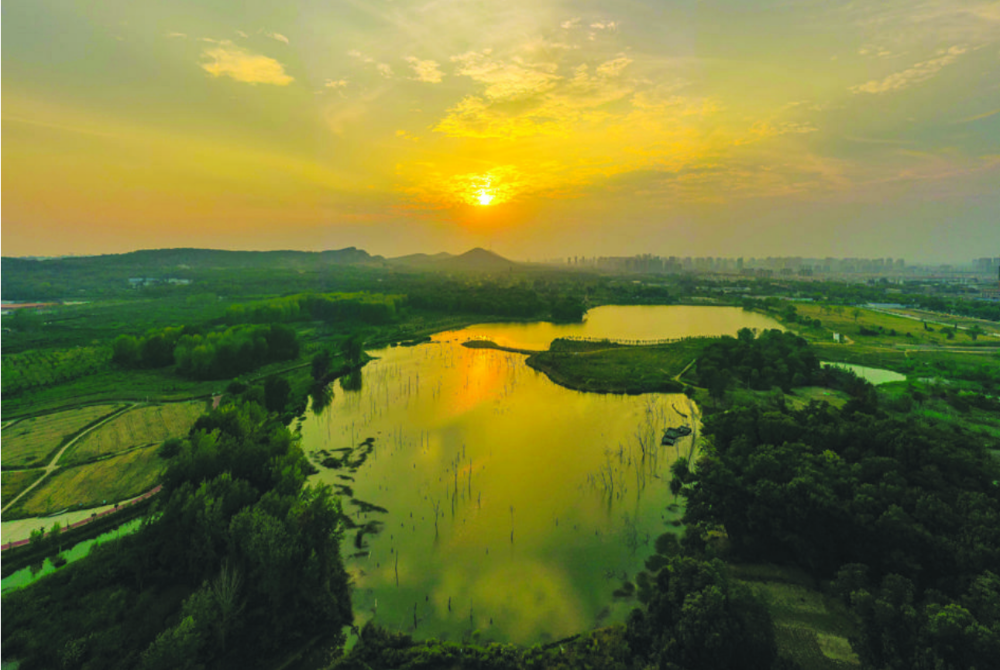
[679,399,1000,668]
[2,390,352,670]
[113,323,301,380]
[696,329,821,397]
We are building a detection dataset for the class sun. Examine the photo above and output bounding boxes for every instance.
[476,191,495,206]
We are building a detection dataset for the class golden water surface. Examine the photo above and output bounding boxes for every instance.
[301,306,781,644]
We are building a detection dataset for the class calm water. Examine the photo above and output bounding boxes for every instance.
[301,306,782,644]
[455,305,784,350]
[822,362,906,385]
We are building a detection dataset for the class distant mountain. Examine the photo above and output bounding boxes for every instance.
[94,247,378,269]
[436,248,518,272]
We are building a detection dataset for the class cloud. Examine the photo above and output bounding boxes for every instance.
[404,57,443,83]
[590,21,618,31]
[201,41,294,85]
[850,46,966,93]
[952,107,1000,124]
[434,96,564,139]
[743,121,819,142]
[858,46,895,57]
[165,32,187,40]
[348,50,394,78]
[561,18,581,30]
[236,30,249,39]
[324,79,349,89]
[435,50,637,140]
[268,32,289,44]
[451,50,561,101]
[595,56,632,78]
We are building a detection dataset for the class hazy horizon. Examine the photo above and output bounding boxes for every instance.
[4,1,999,263]
[4,243,993,267]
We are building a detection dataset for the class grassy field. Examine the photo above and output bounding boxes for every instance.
[730,563,859,670]
[813,342,1000,379]
[6,446,166,519]
[525,338,711,394]
[1,470,45,508]
[793,304,963,347]
[64,401,206,465]
[879,306,1000,335]
[0,404,125,468]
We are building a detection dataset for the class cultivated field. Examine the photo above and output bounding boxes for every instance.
[1,470,45,508]
[0,404,124,468]
[0,346,111,398]
[64,401,205,465]
[7,446,165,518]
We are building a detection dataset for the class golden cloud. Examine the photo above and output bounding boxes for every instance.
[201,42,293,85]
[451,51,562,101]
[405,56,444,83]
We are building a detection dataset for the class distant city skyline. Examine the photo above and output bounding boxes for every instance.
[3,1,999,262]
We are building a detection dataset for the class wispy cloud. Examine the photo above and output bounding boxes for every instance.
[201,41,294,85]
[268,32,289,44]
[404,57,443,83]
[952,107,1000,124]
[561,18,581,30]
[850,46,966,94]
[165,32,187,39]
[595,56,632,78]
[324,79,348,89]
[348,50,394,78]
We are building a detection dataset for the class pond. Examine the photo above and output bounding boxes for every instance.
[301,305,782,644]
[822,362,907,386]
[1,519,142,594]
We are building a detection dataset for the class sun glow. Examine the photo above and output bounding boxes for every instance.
[477,191,495,206]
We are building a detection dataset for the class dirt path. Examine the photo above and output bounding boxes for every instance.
[672,358,697,382]
[1,403,138,515]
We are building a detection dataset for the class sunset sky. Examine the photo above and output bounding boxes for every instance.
[3,0,999,262]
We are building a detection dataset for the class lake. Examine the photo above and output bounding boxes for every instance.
[301,305,782,644]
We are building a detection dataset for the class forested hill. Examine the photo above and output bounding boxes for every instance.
[1,247,380,299]
[3,247,377,273]
[1,247,528,300]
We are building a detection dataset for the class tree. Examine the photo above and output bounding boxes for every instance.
[627,557,777,670]
[263,377,292,414]
[311,349,333,382]
[341,333,364,366]
[210,562,244,654]
[112,335,141,367]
